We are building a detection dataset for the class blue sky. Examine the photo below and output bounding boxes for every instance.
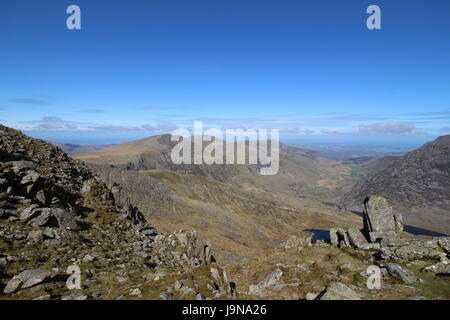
[1,0,449,146]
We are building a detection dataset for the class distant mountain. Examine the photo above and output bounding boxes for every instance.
[75,135,359,263]
[74,134,352,201]
[51,142,108,155]
[343,135,450,234]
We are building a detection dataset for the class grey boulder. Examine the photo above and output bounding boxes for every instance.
[3,269,52,294]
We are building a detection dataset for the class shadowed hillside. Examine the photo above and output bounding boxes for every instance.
[342,135,450,234]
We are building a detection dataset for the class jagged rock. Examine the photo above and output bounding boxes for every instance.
[329,228,349,248]
[196,292,206,300]
[209,267,234,295]
[3,269,52,294]
[83,254,96,263]
[19,205,41,221]
[42,228,59,239]
[329,228,339,247]
[130,288,142,296]
[280,235,312,249]
[248,268,283,296]
[52,208,81,231]
[27,230,44,244]
[159,292,172,300]
[35,189,47,204]
[10,161,37,173]
[347,228,368,248]
[20,170,41,187]
[305,292,319,300]
[319,282,361,300]
[153,230,214,270]
[422,262,450,275]
[339,264,361,272]
[357,243,381,250]
[381,239,443,261]
[27,208,55,227]
[362,196,403,242]
[181,287,195,296]
[385,263,418,284]
[174,279,188,290]
[437,238,450,253]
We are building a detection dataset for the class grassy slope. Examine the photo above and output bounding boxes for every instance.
[74,135,362,263]
[143,169,359,265]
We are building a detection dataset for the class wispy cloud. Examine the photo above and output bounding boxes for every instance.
[157,122,179,131]
[320,122,426,136]
[414,111,450,116]
[9,117,181,134]
[358,122,416,136]
[76,109,106,114]
[9,98,51,106]
[42,116,62,122]
[87,125,142,132]
[321,128,347,135]
[139,105,194,111]
[6,114,431,138]
[139,106,166,111]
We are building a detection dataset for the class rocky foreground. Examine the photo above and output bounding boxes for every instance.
[0,125,234,300]
[229,196,449,300]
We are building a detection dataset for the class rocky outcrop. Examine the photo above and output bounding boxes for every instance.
[384,263,418,284]
[324,195,450,299]
[319,282,361,300]
[0,125,224,299]
[0,124,157,242]
[329,227,374,249]
[280,235,312,249]
[380,237,449,262]
[4,269,53,294]
[362,195,403,243]
[248,268,283,297]
[152,230,214,271]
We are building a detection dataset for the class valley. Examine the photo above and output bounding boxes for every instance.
[1,126,449,300]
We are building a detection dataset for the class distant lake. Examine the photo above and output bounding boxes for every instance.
[304,229,330,243]
[403,225,449,237]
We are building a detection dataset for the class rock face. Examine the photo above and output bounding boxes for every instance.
[362,196,403,243]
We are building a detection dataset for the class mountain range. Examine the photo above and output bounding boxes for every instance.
[1,125,449,300]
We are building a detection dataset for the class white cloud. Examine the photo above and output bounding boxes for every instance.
[358,122,415,136]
